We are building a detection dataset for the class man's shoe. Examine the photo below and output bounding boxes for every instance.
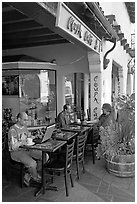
[31,177,41,184]
[24,173,31,187]
[30,178,41,187]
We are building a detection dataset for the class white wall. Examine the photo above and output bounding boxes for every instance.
[100,2,132,44]
[100,2,132,98]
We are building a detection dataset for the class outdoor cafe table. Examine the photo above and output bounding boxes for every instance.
[52,131,78,141]
[22,139,66,197]
[72,121,95,128]
[61,124,92,134]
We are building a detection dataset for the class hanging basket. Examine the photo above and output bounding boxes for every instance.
[105,154,135,177]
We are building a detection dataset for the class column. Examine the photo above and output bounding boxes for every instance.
[84,73,89,118]
[126,73,132,95]
[88,51,102,120]
[89,73,102,120]
[57,70,65,113]
[133,73,135,93]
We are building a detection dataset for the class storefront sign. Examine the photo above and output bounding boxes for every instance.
[56,3,101,54]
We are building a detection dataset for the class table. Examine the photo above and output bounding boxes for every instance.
[72,121,95,128]
[61,124,91,134]
[23,139,66,196]
[52,131,78,141]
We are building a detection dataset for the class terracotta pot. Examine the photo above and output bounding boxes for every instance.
[105,154,135,177]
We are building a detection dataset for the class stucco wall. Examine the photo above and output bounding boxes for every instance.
[100,2,131,43]
[100,2,132,97]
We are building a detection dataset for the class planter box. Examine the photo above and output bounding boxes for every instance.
[105,154,135,177]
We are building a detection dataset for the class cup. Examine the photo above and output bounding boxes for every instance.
[27,138,33,144]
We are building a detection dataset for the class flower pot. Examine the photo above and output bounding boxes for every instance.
[105,154,135,177]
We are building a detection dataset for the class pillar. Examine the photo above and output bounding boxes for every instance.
[88,51,102,120]
[133,73,135,93]
[126,73,132,95]
[57,70,65,114]
[84,73,89,118]
[89,73,102,120]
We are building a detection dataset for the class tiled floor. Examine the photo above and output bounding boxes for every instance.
[2,152,135,202]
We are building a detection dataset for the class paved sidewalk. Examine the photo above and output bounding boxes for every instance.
[2,152,135,202]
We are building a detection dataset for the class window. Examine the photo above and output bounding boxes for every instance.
[2,69,56,126]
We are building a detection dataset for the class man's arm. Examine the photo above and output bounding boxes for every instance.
[8,128,21,151]
[58,112,66,128]
[8,128,27,151]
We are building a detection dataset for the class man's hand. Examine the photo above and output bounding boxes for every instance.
[20,139,27,146]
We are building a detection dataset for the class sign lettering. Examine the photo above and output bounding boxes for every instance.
[67,17,82,38]
[56,3,101,54]
[93,75,99,118]
[84,31,93,46]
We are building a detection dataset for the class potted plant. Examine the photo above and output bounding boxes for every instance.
[97,94,135,177]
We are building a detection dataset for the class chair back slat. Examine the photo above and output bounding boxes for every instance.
[92,125,99,142]
[77,133,87,159]
[66,139,75,168]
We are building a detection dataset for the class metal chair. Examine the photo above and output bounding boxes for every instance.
[74,133,87,179]
[43,139,75,196]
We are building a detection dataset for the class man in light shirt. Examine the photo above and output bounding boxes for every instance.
[8,112,49,186]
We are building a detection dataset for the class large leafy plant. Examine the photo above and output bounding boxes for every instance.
[98,94,135,157]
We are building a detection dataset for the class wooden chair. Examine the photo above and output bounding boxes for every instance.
[43,139,75,196]
[3,137,26,188]
[73,133,87,179]
[86,125,100,164]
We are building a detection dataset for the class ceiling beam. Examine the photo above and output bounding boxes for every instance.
[121,39,127,46]
[2,5,14,12]
[124,43,129,50]
[3,39,69,49]
[117,33,124,40]
[3,27,54,39]
[3,20,41,33]
[3,34,63,43]
[112,25,121,33]
[2,7,28,22]
[8,2,56,30]
[3,18,33,25]
[105,15,115,24]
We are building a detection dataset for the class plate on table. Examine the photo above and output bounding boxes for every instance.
[26,142,35,146]
[86,120,97,124]
[70,126,81,130]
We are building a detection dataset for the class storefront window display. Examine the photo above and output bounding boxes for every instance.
[2,69,56,126]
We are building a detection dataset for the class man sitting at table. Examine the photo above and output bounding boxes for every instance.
[8,112,49,186]
[56,104,72,128]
